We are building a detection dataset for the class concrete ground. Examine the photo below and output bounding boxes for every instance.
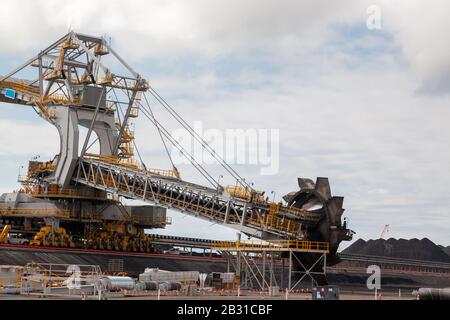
[0,292,414,300]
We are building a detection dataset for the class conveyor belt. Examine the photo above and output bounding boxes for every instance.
[73,158,323,240]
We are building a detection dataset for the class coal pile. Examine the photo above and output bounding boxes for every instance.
[342,238,450,263]
[439,245,450,257]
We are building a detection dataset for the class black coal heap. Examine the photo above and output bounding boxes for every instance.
[343,238,450,263]
[438,245,450,257]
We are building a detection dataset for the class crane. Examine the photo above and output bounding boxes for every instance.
[0,32,353,261]
[380,224,390,239]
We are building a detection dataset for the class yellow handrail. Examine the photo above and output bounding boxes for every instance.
[84,153,180,178]
[224,186,265,202]
[0,80,40,96]
[211,240,329,253]
[31,187,108,201]
[0,208,70,218]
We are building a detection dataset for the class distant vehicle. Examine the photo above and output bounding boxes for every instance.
[8,234,29,245]
[163,248,182,255]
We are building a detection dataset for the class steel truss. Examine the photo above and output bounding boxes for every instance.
[218,244,328,292]
[0,31,145,160]
[0,32,353,261]
[288,250,327,290]
[74,158,322,240]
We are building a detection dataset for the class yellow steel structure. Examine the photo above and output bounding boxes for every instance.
[29,226,71,247]
[0,208,70,218]
[75,162,305,238]
[97,70,114,85]
[266,202,308,220]
[214,239,330,291]
[211,239,329,253]
[146,167,180,179]
[94,43,109,56]
[131,216,172,226]
[0,265,23,294]
[44,38,79,81]
[0,79,39,96]
[84,153,140,169]
[0,224,11,244]
[84,153,180,178]
[0,33,186,253]
[0,78,81,120]
[224,185,265,203]
[0,33,353,257]
[30,187,109,201]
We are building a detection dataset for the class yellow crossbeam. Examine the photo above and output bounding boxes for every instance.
[211,240,329,253]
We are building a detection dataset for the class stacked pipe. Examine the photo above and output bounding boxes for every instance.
[417,288,450,300]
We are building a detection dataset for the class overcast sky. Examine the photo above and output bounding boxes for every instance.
[0,1,449,249]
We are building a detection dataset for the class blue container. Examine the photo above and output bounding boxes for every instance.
[5,89,16,99]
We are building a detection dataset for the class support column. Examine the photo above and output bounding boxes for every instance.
[223,201,230,224]
[270,253,274,289]
[237,232,241,287]
[240,202,247,227]
[288,250,292,291]
[262,250,266,290]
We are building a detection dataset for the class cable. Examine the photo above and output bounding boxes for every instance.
[141,107,217,187]
[139,104,218,187]
[108,82,236,189]
[114,94,146,169]
[86,137,99,153]
[140,104,217,186]
[147,87,246,184]
[132,138,146,170]
[146,87,253,191]
[142,93,176,170]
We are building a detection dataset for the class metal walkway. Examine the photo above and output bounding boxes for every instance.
[73,158,322,240]
[214,240,329,291]
[212,240,329,253]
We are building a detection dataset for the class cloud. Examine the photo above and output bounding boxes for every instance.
[0,1,449,248]
[1,0,449,90]
[127,47,450,245]
[378,0,450,92]
[0,1,354,56]
[0,118,59,156]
